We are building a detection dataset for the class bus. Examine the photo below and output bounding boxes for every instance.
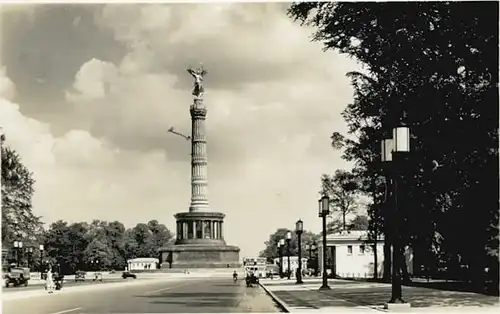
[242,257,267,278]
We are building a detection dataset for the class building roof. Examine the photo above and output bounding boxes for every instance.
[127,258,159,263]
[326,230,385,243]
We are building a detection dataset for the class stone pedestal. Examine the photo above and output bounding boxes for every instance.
[160,212,240,269]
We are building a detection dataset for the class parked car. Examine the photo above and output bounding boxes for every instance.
[75,271,86,282]
[122,271,137,279]
[93,272,103,282]
[3,267,30,287]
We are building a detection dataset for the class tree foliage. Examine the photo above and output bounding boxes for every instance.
[288,1,498,286]
[320,170,361,230]
[1,135,44,250]
[259,228,320,260]
[43,219,173,274]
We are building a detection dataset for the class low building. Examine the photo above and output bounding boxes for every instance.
[272,256,308,276]
[127,258,159,271]
[318,230,412,279]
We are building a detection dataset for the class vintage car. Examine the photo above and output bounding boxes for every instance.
[245,272,259,287]
[122,271,137,279]
[4,267,30,288]
[53,272,64,290]
[92,272,103,282]
[75,270,86,282]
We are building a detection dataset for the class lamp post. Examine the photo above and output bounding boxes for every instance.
[381,122,410,305]
[318,195,331,290]
[279,239,285,278]
[311,240,318,276]
[295,219,304,284]
[25,247,33,269]
[305,244,310,271]
[39,244,44,272]
[13,241,23,267]
[286,231,292,280]
[91,259,100,271]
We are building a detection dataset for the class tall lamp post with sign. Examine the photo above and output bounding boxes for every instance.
[381,121,410,306]
[318,195,331,290]
[295,219,304,284]
[285,231,292,280]
[279,238,285,278]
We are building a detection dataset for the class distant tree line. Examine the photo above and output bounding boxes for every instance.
[1,133,173,274]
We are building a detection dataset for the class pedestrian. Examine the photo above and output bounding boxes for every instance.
[45,268,55,294]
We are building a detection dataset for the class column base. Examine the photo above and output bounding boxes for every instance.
[159,244,240,269]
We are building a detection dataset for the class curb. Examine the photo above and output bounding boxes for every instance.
[259,282,291,313]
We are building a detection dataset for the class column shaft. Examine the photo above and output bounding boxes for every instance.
[190,103,210,212]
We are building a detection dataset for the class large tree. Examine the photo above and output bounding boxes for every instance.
[288,1,498,289]
[320,170,360,231]
[147,219,174,257]
[1,134,44,259]
[259,228,320,262]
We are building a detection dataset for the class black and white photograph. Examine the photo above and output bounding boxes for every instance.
[1,1,498,313]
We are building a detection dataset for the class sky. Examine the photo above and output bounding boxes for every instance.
[0,2,364,258]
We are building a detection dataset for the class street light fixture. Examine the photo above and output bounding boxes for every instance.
[26,247,33,269]
[39,244,44,273]
[318,195,331,290]
[381,122,411,306]
[311,240,318,276]
[295,219,304,284]
[279,238,285,278]
[13,241,23,266]
[285,231,292,280]
[305,243,310,272]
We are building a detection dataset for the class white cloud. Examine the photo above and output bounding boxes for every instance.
[4,3,362,258]
[65,58,118,102]
[0,69,183,228]
[0,66,17,101]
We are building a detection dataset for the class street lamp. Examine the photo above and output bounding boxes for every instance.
[305,243,310,271]
[311,240,318,276]
[285,231,292,280]
[13,241,23,266]
[381,122,410,305]
[318,195,331,290]
[295,219,304,284]
[279,238,285,278]
[25,247,33,269]
[39,244,44,272]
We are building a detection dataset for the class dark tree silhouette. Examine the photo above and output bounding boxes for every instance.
[288,1,499,292]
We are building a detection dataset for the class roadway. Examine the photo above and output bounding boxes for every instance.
[2,278,125,293]
[2,277,282,314]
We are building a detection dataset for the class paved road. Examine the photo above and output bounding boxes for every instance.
[1,278,126,293]
[2,277,282,314]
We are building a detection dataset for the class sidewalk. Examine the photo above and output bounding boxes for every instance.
[260,278,500,313]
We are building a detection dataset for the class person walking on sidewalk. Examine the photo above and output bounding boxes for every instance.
[45,268,55,294]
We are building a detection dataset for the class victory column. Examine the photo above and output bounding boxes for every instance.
[159,66,240,269]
